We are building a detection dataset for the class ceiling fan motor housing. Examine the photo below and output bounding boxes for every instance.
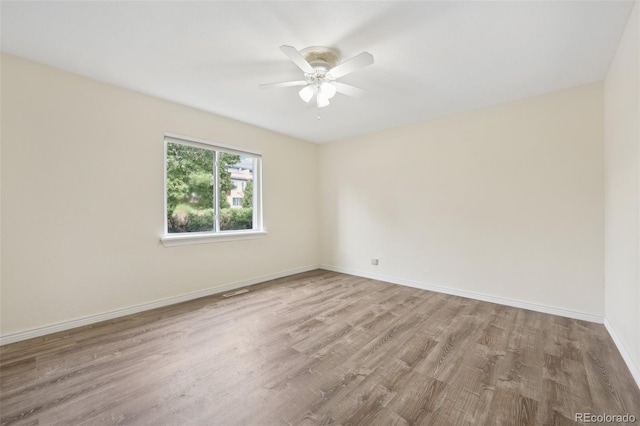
[300,46,340,75]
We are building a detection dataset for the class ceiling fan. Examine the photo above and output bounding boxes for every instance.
[260,45,374,108]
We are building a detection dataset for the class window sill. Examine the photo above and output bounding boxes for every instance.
[161,230,267,247]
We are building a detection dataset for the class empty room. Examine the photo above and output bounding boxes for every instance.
[1,1,640,425]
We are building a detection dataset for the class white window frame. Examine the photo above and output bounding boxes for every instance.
[161,133,265,247]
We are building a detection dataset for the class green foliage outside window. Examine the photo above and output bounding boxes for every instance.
[242,180,253,208]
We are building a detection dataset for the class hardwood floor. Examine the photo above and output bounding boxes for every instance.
[1,270,639,425]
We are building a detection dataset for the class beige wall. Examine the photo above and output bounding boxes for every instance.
[319,83,604,317]
[604,0,640,373]
[0,54,319,335]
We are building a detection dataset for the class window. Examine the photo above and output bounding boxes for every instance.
[162,134,264,246]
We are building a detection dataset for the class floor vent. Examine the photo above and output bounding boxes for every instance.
[222,289,249,298]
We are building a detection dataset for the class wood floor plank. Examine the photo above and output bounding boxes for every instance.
[390,375,447,425]
[2,269,639,425]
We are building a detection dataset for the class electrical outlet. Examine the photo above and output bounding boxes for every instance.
[371,258,379,266]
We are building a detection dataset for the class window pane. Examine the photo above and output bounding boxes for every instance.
[220,153,254,231]
[166,143,214,233]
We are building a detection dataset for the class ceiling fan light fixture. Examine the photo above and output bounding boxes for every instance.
[317,92,330,108]
[319,81,337,99]
[299,85,315,103]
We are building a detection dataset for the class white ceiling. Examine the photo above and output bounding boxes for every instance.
[1,1,634,143]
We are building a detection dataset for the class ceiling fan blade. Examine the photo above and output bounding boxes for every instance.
[260,80,308,88]
[333,82,367,97]
[279,45,315,74]
[327,52,374,79]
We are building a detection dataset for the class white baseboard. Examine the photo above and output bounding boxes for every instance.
[604,318,640,390]
[0,265,320,346]
[320,264,604,324]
